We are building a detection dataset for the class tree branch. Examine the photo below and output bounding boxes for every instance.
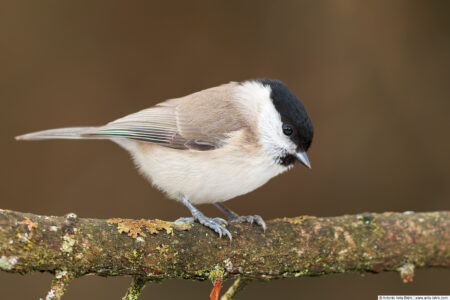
[220,278,249,300]
[0,209,448,291]
[122,276,147,300]
[44,270,74,300]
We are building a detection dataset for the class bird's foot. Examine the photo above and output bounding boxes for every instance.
[175,217,228,225]
[175,216,231,240]
[229,215,266,231]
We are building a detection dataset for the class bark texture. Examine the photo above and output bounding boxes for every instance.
[0,209,448,285]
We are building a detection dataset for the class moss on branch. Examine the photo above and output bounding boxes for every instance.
[0,209,448,286]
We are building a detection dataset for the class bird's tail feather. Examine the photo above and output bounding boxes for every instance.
[15,127,102,141]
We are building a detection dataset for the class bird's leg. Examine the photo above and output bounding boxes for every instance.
[213,203,266,231]
[176,196,232,240]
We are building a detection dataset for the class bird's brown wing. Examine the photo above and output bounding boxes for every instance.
[83,82,246,150]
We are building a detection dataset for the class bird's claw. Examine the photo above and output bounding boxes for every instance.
[175,217,227,225]
[175,216,231,240]
[175,217,195,223]
[229,215,266,231]
[197,215,232,241]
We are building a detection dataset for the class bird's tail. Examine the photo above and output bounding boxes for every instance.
[15,127,102,141]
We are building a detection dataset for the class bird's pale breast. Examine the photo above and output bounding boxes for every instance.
[132,130,289,204]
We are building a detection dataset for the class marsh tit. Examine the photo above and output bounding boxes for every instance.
[16,79,314,240]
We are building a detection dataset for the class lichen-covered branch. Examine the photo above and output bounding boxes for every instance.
[220,278,249,300]
[122,276,147,300]
[0,209,448,286]
[44,270,75,300]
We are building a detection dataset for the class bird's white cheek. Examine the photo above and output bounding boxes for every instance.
[235,80,296,160]
[258,124,296,162]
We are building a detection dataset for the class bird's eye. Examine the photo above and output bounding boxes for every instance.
[282,124,293,136]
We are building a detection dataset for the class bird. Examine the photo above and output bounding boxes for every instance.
[16,79,314,240]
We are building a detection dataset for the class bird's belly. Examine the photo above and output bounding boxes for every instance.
[132,144,288,204]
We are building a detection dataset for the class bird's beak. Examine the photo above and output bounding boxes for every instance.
[296,151,311,169]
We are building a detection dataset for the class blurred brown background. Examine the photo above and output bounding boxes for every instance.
[1,0,449,299]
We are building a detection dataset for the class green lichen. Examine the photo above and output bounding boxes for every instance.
[61,235,76,253]
[275,215,317,224]
[0,255,18,270]
[357,214,375,224]
[208,265,226,283]
[398,263,415,283]
[125,248,146,267]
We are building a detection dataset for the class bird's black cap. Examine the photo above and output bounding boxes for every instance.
[255,79,314,152]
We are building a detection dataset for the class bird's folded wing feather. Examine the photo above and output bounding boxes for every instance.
[83,82,245,151]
